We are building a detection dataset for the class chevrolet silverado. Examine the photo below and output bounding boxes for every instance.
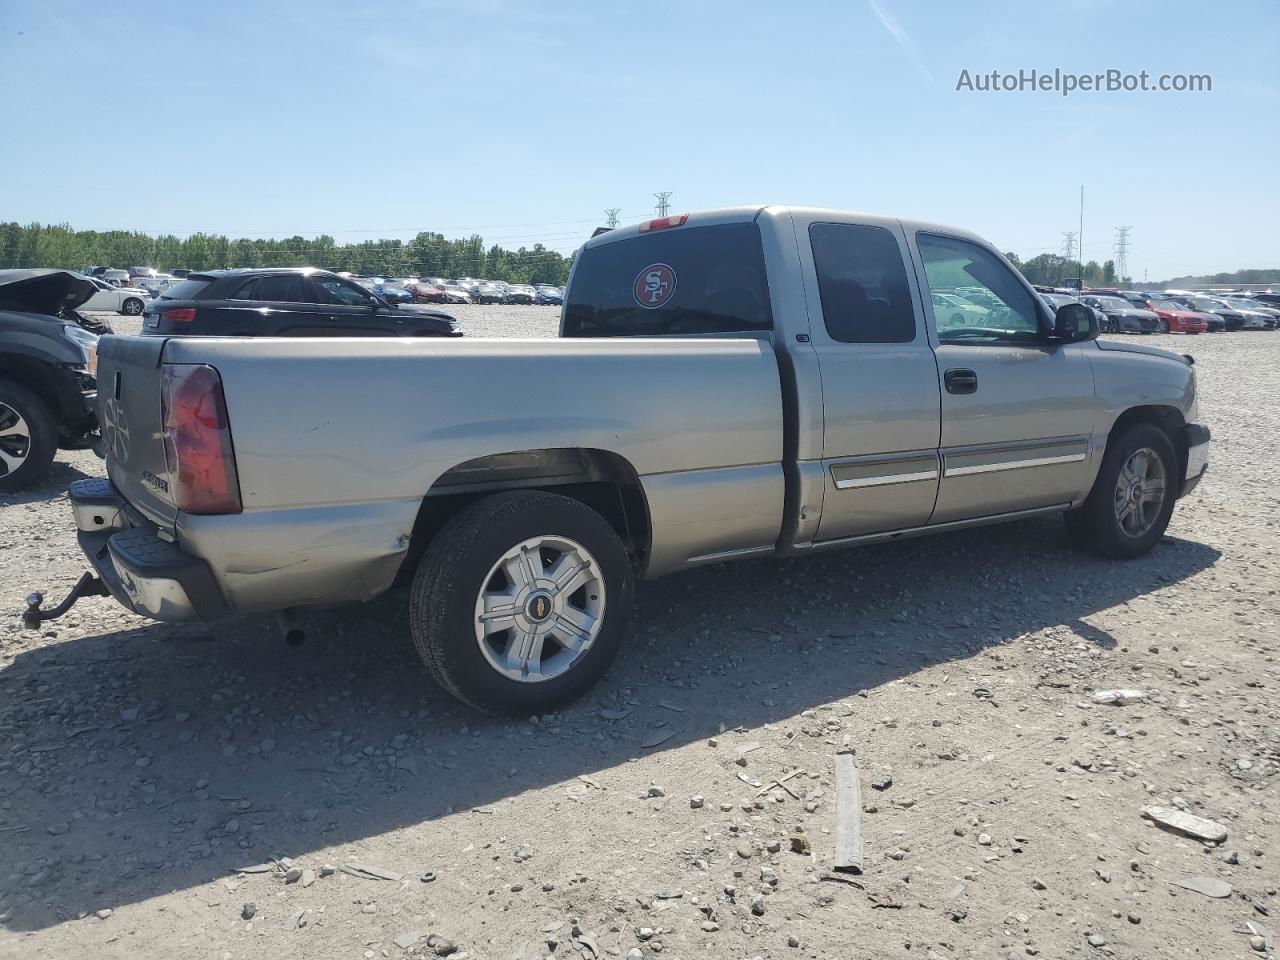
[28,206,1210,714]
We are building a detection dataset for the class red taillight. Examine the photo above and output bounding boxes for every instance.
[160,364,241,515]
[639,213,689,233]
[162,308,196,323]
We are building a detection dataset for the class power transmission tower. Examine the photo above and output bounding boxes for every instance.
[1113,226,1132,284]
[1061,231,1077,264]
[653,192,672,217]
[604,208,620,229]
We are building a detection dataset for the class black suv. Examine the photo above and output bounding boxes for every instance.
[143,268,461,337]
[0,270,103,492]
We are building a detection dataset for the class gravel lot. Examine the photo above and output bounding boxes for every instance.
[1,315,1277,960]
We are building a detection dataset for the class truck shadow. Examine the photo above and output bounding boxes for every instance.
[0,516,1219,931]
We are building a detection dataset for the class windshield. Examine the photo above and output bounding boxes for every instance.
[1096,297,1130,310]
[1150,300,1181,311]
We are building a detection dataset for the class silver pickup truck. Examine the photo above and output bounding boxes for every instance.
[31,206,1210,714]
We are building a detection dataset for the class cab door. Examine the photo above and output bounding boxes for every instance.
[910,232,1096,523]
[797,215,942,542]
[308,274,397,335]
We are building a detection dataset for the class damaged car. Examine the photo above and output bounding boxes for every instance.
[0,269,104,492]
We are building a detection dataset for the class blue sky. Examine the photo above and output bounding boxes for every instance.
[2,0,1276,279]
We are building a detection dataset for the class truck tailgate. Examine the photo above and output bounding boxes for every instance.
[97,335,180,530]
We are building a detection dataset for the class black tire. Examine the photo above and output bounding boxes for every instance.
[1064,422,1178,560]
[0,380,58,493]
[122,298,144,316]
[1157,319,1169,334]
[409,490,635,715]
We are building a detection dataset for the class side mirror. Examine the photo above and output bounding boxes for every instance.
[1050,302,1099,342]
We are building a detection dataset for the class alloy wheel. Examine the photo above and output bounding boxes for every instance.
[1113,447,1167,538]
[473,535,606,683]
[0,402,32,478]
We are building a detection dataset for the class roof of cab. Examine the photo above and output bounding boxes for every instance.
[581,205,991,253]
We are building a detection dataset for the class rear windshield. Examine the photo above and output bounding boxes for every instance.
[562,222,772,337]
[158,278,213,301]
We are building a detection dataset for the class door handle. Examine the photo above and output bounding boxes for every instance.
[944,368,978,394]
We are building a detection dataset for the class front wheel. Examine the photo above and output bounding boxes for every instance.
[409,491,635,714]
[1064,422,1177,560]
[1157,319,1169,334]
[0,380,58,493]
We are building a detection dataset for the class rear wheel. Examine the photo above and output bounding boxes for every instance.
[1065,422,1177,560]
[122,298,144,316]
[409,491,635,714]
[1157,319,1169,334]
[0,380,57,493]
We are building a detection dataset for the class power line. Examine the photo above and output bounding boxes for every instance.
[653,192,672,217]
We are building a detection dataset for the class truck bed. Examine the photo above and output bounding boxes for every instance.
[98,334,787,612]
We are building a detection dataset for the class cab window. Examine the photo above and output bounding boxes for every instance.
[917,234,1042,344]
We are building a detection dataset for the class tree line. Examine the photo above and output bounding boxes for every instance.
[2,221,1272,292]
[0,222,574,285]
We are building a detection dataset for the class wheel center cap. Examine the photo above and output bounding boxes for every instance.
[524,591,554,623]
[1129,481,1143,503]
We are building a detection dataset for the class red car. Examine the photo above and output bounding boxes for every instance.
[408,281,448,304]
[1146,298,1209,334]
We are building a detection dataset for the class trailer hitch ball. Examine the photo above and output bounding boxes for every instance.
[21,573,109,629]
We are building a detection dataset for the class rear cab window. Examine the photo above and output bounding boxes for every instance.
[562,222,772,337]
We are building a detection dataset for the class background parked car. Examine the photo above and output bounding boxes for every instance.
[142,268,461,337]
[935,291,989,326]
[439,283,474,304]
[534,284,563,305]
[0,269,102,491]
[1145,298,1209,334]
[407,281,448,304]
[83,276,149,315]
[475,281,506,304]
[506,283,535,304]
[1081,295,1159,334]
[1179,296,1245,331]
[1221,297,1278,329]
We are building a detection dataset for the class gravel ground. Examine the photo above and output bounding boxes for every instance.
[1,318,1277,960]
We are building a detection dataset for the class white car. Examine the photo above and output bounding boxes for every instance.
[83,276,149,315]
[931,291,988,327]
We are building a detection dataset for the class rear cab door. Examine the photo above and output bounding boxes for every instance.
[907,228,1097,523]
[220,273,324,335]
[786,210,942,543]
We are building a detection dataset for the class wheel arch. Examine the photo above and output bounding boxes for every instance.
[1107,404,1188,480]
[0,355,79,427]
[399,447,652,582]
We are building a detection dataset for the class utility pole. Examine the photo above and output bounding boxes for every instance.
[1113,226,1132,285]
[604,208,620,229]
[1078,186,1084,277]
[653,192,673,217]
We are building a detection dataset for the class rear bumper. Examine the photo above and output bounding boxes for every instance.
[70,478,228,622]
[1180,423,1210,498]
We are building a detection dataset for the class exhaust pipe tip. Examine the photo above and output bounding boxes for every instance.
[277,609,306,647]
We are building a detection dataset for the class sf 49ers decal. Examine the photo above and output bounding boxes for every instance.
[633,263,677,309]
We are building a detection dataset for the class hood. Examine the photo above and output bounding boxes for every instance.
[0,268,97,315]
[1095,339,1190,364]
